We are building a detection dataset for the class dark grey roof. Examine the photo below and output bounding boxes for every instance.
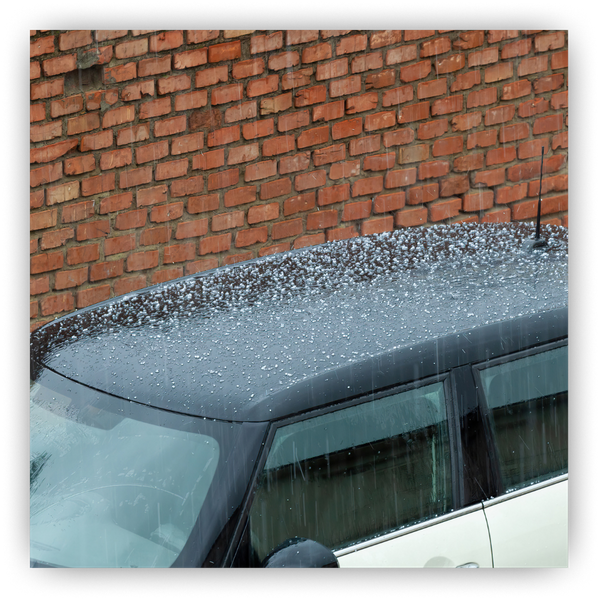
[31,223,568,421]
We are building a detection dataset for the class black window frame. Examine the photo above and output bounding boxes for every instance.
[225,371,462,567]
[470,338,568,498]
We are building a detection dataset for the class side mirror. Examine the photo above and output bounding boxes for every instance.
[262,537,339,568]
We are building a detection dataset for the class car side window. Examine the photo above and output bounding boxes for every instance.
[247,381,453,564]
[477,345,567,493]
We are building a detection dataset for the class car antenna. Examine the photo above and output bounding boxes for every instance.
[522,146,549,251]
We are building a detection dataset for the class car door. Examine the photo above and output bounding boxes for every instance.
[474,343,568,567]
[241,377,493,568]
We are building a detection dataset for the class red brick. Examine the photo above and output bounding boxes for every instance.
[365,70,396,90]
[104,62,137,83]
[158,73,191,96]
[30,103,45,122]
[473,168,506,187]
[31,251,63,275]
[235,227,268,248]
[175,90,208,111]
[206,168,238,190]
[40,292,75,316]
[454,31,484,49]
[329,160,360,180]
[46,181,80,206]
[407,183,439,205]
[225,101,258,124]
[140,226,172,246]
[400,61,431,83]
[468,48,498,68]
[212,83,243,105]
[307,209,338,230]
[282,68,314,90]
[260,93,293,116]
[251,32,283,54]
[126,250,159,271]
[330,75,361,98]
[231,58,265,80]
[186,30,219,44]
[419,160,450,180]
[54,267,88,290]
[115,124,148,147]
[429,197,461,221]
[326,227,359,242]
[136,140,169,165]
[114,275,147,296]
[278,110,310,132]
[76,285,111,309]
[242,118,275,140]
[551,50,568,70]
[66,243,100,265]
[248,203,279,224]
[501,38,532,59]
[284,192,316,215]
[43,54,77,77]
[120,166,152,189]
[155,115,187,138]
[440,175,469,197]
[272,218,303,240]
[398,102,429,124]
[139,97,171,120]
[342,200,371,222]
[352,176,383,197]
[31,275,50,296]
[59,30,92,51]
[518,56,548,77]
[349,134,380,156]
[247,75,279,98]
[399,144,428,164]
[31,35,55,57]
[156,159,189,181]
[208,40,241,63]
[484,105,515,126]
[302,42,332,64]
[195,65,228,89]
[550,90,568,110]
[136,184,168,208]
[294,85,327,107]
[383,128,415,148]
[163,242,196,264]
[30,190,44,210]
[405,30,436,41]
[518,97,550,118]
[187,194,220,214]
[294,233,326,249]
[50,94,83,118]
[76,220,110,241]
[463,190,494,212]
[528,174,568,198]
[150,202,184,223]
[30,162,62,188]
[99,192,134,213]
[486,146,516,166]
[169,132,203,156]
[312,101,345,123]
[207,125,240,147]
[174,48,208,70]
[61,201,94,224]
[373,191,405,213]
[193,148,225,171]
[102,104,135,129]
[363,153,395,171]
[317,184,350,207]
[313,144,346,166]
[361,216,393,236]
[67,112,100,135]
[115,208,147,230]
[228,143,259,165]
[40,228,74,250]
[279,152,311,174]
[115,39,148,59]
[432,135,463,157]
[31,79,64,101]
[418,119,448,140]
[245,161,277,182]
[533,114,563,135]
[297,125,329,148]
[435,54,466,74]
[317,58,349,81]
[151,267,184,284]
[495,183,529,205]
[534,32,565,53]
[263,135,295,156]
[450,70,481,93]
[30,120,62,143]
[89,259,124,282]
[365,111,396,132]
[467,87,498,108]
[260,178,291,200]
[99,148,130,171]
[395,207,428,227]
[81,172,115,197]
[336,34,367,55]
[485,62,513,83]
[369,30,403,49]
[175,219,209,239]
[295,170,327,192]
[149,30,183,52]
[332,117,363,140]
[454,152,483,171]
[105,233,136,256]
[170,175,204,198]
[224,186,257,207]
[421,37,452,58]
[385,168,417,189]
[268,51,299,71]
[498,123,530,144]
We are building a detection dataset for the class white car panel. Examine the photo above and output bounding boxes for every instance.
[483,476,568,567]
[336,506,492,568]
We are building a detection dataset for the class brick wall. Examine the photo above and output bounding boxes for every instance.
[30,30,568,330]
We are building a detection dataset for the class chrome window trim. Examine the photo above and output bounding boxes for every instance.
[481,473,568,508]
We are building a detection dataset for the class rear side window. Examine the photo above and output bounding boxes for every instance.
[477,345,568,493]
[248,381,453,563]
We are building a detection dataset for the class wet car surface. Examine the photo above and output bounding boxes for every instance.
[30,222,568,568]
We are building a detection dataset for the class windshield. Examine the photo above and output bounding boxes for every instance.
[30,367,266,568]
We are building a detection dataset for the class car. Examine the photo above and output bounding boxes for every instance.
[30,221,568,568]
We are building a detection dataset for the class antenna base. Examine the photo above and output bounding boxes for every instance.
[522,237,548,252]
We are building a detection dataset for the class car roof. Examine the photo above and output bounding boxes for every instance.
[31,222,568,422]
